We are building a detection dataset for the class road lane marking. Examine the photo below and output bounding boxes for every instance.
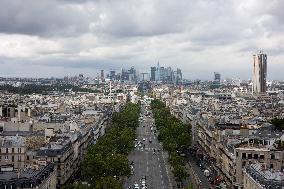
[161,151,173,189]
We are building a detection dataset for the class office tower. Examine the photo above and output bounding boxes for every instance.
[121,69,129,81]
[173,71,177,85]
[78,74,84,83]
[214,72,221,85]
[110,71,116,80]
[176,68,182,85]
[165,67,172,82]
[150,67,156,81]
[253,52,267,93]
[128,67,137,83]
[155,62,161,81]
[160,67,165,81]
[100,70,104,79]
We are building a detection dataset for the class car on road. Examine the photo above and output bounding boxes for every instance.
[141,180,146,187]
[143,138,146,141]
[134,183,139,189]
[149,139,152,143]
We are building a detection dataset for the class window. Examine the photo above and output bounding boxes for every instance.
[6,148,8,153]
[248,154,252,159]
[12,148,14,153]
[18,148,21,153]
[270,164,274,169]
[27,156,29,161]
[18,156,21,161]
[264,140,268,145]
[236,152,239,157]
[12,156,14,162]
[5,156,8,160]
[271,154,275,160]
[260,155,264,159]
[253,154,258,159]
[242,153,246,159]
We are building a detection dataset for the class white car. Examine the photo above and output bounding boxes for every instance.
[143,138,146,141]
[134,183,139,189]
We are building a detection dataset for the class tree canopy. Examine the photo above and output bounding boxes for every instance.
[151,99,191,182]
[63,102,140,188]
[81,102,140,188]
[270,118,284,131]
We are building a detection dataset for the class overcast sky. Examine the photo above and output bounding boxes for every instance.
[0,0,283,80]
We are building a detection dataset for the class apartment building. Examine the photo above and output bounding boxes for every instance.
[243,163,284,189]
[0,163,57,189]
[0,136,26,169]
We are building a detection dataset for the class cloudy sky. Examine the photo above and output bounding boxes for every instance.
[0,0,284,80]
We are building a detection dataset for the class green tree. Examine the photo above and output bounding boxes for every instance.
[62,182,89,189]
[173,165,189,182]
[94,177,123,189]
[271,118,284,131]
[82,102,140,185]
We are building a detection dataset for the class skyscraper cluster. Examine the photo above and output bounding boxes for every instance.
[150,62,182,85]
[121,66,138,83]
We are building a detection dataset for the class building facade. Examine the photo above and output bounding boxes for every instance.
[0,163,57,189]
[253,52,267,94]
[150,67,156,81]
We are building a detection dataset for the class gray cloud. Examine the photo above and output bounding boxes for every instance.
[0,0,90,36]
[0,0,284,79]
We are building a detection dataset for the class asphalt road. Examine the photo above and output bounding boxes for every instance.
[124,105,175,189]
[187,156,212,189]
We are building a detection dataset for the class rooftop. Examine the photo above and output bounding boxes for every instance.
[0,163,55,187]
[245,163,284,188]
[0,136,25,148]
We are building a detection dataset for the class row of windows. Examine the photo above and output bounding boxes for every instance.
[239,153,279,160]
[0,148,22,153]
[0,155,23,161]
[240,153,265,160]
[242,161,274,169]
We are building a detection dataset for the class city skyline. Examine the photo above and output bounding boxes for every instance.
[0,0,284,80]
